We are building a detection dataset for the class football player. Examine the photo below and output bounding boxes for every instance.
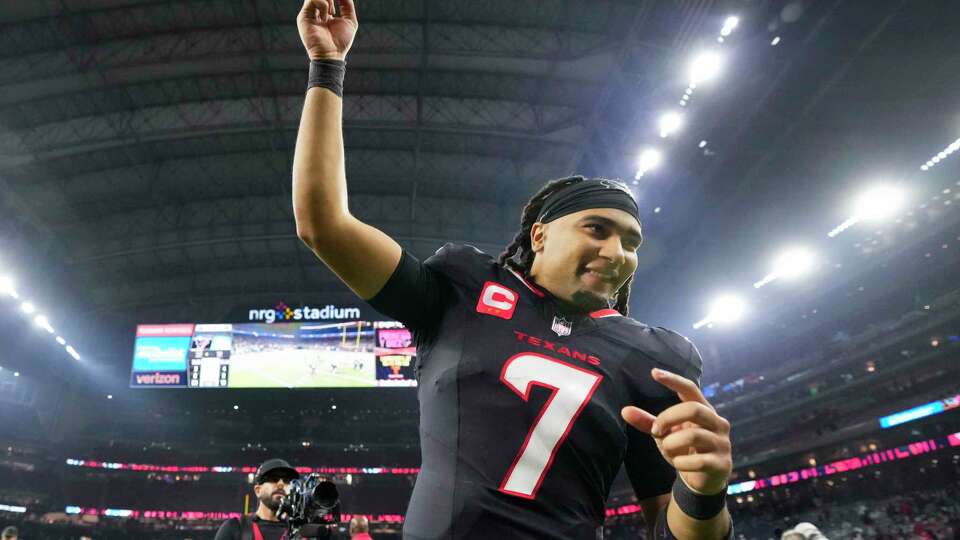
[293,1,734,538]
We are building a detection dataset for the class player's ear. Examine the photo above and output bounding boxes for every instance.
[530,222,546,253]
[253,483,262,497]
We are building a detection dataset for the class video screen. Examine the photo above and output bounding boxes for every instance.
[130,321,417,388]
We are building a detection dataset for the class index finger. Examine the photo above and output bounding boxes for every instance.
[338,0,359,24]
[651,368,711,407]
[299,0,327,21]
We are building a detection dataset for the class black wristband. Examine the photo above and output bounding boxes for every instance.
[654,500,735,540]
[307,59,346,97]
[671,477,727,521]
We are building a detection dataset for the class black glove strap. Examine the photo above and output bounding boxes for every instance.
[307,59,346,97]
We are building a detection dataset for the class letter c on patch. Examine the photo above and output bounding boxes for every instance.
[476,282,518,319]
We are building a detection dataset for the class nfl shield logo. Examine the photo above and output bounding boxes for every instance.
[551,315,573,337]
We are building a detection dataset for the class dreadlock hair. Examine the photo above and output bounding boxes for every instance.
[497,175,635,316]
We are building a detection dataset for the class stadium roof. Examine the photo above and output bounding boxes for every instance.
[1,0,959,386]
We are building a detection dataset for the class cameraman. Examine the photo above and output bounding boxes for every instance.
[216,458,300,540]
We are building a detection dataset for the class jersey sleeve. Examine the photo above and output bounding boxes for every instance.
[622,327,704,501]
[365,249,455,333]
[422,242,498,290]
[365,243,494,334]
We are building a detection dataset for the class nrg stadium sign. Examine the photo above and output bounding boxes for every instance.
[248,302,361,324]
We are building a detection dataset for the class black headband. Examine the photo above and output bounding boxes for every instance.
[537,178,641,225]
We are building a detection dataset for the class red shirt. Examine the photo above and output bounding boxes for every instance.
[351,534,373,540]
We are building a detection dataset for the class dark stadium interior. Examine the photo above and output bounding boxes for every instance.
[1,0,959,538]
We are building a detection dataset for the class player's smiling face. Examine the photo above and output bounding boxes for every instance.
[529,208,642,312]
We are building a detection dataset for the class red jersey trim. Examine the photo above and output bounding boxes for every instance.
[506,268,545,298]
[590,309,621,318]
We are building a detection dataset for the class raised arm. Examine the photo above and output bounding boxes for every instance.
[293,0,401,300]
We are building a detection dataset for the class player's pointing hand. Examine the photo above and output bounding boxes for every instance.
[621,368,732,496]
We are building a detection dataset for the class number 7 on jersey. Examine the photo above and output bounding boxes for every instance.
[498,353,603,499]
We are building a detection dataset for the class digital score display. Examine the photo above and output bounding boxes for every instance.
[130,321,417,388]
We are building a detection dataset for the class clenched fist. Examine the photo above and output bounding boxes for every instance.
[297,0,359,61]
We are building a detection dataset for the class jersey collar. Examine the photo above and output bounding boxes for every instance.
[589,308,622,319]
[506,267,545,298]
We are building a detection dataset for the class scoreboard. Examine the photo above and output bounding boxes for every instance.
[130,321,417,388]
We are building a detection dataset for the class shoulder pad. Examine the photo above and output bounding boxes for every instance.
[618,321,703,384]
[423,243,498,288]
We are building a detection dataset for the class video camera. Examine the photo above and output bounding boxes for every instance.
[276,474,341,539]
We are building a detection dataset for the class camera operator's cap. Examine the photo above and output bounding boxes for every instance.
[255,458,300,484]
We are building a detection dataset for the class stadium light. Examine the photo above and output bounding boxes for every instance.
[65,345,80,361]
[720,16,739,37]
[829,184,906,237]
[34,314,55,333]
[710,295,746,323]
[754,247,816,288]
[0,275,16,298]
[854,185,905,222]
[635,148,663,179]
[689,51,723,86]
[20,302,35,314]
[920,136,960,171]
[771,36,781,46]
[56,336,66,345]
[694,294,746,329]
[658,111,684,138]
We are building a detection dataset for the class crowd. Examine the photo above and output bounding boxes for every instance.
[711,285,960,412]
[726,487,960,540]
[0,518,218,540]
[4,451,957,539]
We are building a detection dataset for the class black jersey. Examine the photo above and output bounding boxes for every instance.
[368,244,703,540]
